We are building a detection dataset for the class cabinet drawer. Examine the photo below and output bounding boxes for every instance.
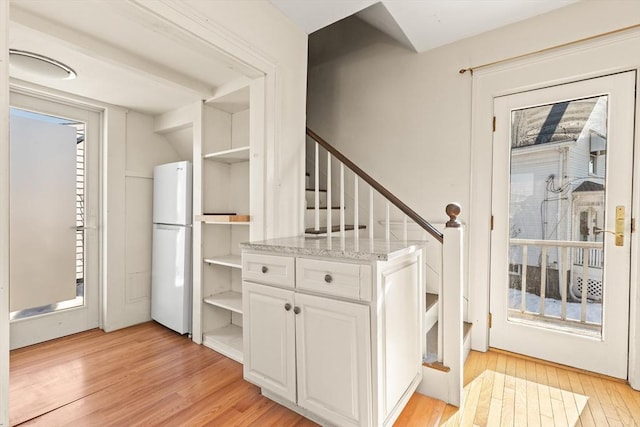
[243,253,295,287]
[296,258,370,300]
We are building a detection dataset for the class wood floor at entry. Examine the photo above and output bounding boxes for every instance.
[10,322,640,426]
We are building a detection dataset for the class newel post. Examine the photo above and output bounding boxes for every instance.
[442,203,464,407]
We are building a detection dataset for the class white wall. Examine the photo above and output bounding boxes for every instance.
[109,111,180,331]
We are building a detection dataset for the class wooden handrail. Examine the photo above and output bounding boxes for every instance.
[306,128,444,243]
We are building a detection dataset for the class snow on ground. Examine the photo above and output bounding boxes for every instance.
[508,288,602,324]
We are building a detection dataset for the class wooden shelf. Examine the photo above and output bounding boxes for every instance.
[202,324,243,363]
[197,214,250,225]
[203,146,249,163]
[204,255,242,269]
[204,291,243,314]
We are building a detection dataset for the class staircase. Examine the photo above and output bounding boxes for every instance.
[306,128,467,407]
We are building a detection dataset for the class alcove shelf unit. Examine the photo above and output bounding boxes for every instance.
[191,79,264,363]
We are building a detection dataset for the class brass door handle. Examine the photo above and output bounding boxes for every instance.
[594,205,625,246]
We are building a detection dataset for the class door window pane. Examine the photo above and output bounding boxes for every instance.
[507,95,606,337]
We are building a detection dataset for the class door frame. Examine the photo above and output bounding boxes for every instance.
[488,73,635,378]
[469,28,640,388]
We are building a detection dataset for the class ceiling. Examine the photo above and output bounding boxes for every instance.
[7,0,580,116]
[270,0,579,52]
[8,0,252,115]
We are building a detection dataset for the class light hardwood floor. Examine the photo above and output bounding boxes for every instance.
[9,321,444,426]
[10,321,640,426]
[440,349,640,426]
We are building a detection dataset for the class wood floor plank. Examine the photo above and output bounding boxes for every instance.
[525,360,542,427]
[555,369,582,427]
[513,358,529,427]
[473,350,498,426]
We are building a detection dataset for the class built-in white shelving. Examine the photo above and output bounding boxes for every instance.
[202,324,244,363]
[203,145,249,163]
[204,291,243,314]
[193,81,254,364]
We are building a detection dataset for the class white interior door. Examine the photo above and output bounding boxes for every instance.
[490,72,635,379]
[9,92,100,349]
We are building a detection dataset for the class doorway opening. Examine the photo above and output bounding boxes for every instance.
[9,108,86,321]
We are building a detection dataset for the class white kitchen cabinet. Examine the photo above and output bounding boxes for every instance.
[295,292,371,426]
[243,281,296,401]
[241,237,425,427]
[243,281,371,426]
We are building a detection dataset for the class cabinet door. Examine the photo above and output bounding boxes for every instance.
[295,293,371,427]
[242,281,296,401]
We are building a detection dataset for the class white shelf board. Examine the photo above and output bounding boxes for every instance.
[203,146,249,163]
[204,291,243,314]
[204,255,242,269]
[202,324,243,363]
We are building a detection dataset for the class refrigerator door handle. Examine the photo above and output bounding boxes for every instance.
[156,224,181,230]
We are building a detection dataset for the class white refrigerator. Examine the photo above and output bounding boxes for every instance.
[151,161,192,334]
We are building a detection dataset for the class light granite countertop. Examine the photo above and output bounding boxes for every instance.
[240,236,428,261]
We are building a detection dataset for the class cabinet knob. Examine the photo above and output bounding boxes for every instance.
[324,274,333,283]
[261,265,268,273]
[284,303,292,311]
[293,306,301,315]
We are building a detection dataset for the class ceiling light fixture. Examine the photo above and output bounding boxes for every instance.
[9,49,77,80]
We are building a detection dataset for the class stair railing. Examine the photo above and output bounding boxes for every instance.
[306,127,464,406]
[307,128,443,242]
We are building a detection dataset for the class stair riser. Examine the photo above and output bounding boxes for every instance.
[305,190,328,209]
[304,208,344,227]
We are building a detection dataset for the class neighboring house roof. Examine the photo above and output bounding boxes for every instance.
[512,98,598,147]
[573,180,605,192]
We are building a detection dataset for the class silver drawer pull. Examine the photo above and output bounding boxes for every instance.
[324,274,333,283]
[261,266,268,273]
[284,303,292,311]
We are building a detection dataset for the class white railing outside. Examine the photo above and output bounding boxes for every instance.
[510,238,603,326]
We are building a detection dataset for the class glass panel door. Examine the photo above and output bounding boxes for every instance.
[490,72,635,379]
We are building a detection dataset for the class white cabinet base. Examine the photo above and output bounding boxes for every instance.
[242,244,425,427]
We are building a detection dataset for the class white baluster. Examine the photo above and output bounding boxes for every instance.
[385,201,390,243]
[354,175,359,245]
[581,249,589,323]
[560,246,568,320]
[521,245,528,313]
[340,163,345,238]
[540,246,547,315]
[314,142,319,231]
[403,215,408,243]
[327,152,332,239]
[369,187,374,242]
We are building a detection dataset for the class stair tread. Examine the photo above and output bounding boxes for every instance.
[306,206,343,210]
[305,225,366,234]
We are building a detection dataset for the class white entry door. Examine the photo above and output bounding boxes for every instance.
[9,92,101,349]
[490,72,635,379]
